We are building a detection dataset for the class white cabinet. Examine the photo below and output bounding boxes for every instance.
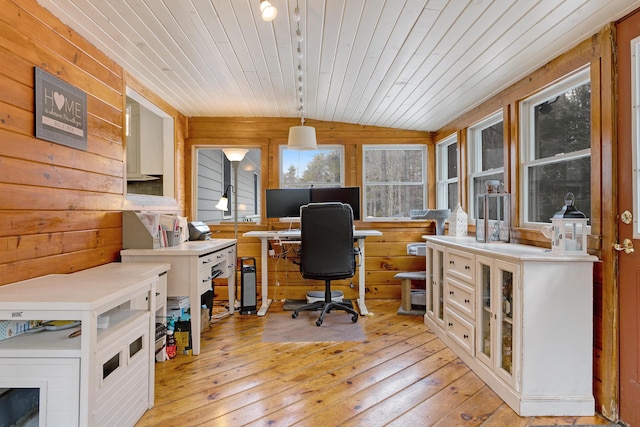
[126,101,163,179]
[422,236,597,416]
[121,239,237,355]
[0,262,170,427]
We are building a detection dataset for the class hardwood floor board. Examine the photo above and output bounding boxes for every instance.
[341,358,473,426]
[143,313,426,425]
[431,384,504,426]
[479,403,533,427]
[290,347,461,426]
[239,342,453,426]
[384,370,487,426]
[202,328,441,425]
[136,300,613,427]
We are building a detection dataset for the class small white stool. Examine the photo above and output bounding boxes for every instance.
[395,271,427,315]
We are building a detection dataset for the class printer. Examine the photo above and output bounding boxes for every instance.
[187,221,212,240]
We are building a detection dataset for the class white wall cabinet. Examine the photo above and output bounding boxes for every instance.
[0,262,170,427]
[423,236,596,416]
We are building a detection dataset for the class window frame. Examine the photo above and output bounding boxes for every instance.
[436,134,458,210]
[467,111,505,221]
[279,145,345,189]
[519,67,591,228]
[362,144,427,220]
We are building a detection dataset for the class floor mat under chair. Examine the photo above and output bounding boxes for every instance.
[261,309,365,343]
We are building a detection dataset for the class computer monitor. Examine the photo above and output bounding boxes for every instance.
[310,186,361,220]
[265,188,310,219]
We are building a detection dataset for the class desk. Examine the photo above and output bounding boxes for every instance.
[121,239,236,355]
[243,229,381,316]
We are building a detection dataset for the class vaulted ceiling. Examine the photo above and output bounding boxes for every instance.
[36,0,640,131]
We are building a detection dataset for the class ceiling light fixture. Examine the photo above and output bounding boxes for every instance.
[288,0,317,150]
[259,0,277,22]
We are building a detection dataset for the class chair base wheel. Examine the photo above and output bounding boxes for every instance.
[292,312,298,319]
[351,314,358,323]
[316,319,323,326]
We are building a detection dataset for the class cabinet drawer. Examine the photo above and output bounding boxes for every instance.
[445,308,475,356]
[446,277,475,320]
[446,248,474,282]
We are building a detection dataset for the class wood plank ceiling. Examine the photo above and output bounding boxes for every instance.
[36,0,640,131]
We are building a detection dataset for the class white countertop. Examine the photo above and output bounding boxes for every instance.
[422,235,598,262]
[0,262,170,310]
[120,239,236,256]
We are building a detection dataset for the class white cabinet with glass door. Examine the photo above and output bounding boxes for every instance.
[476,255,519,390]
[424,242,445,331]
[423,235,596,416]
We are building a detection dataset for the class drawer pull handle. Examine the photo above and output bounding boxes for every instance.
[156,292,160,297]
[448,322,453,327]
[217,254,225,259]
[464,298,470,304]
[449,260,455,264]
[449,290,454,295]
[465,265,470,270]
[463,334,469,339]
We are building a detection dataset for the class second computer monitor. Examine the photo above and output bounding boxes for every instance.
[310,186,361,220]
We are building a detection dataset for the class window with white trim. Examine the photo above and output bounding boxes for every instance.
[279,145,344,188]
[363,145,427,219]
[436,134,458,210]
[468,112,504,219]
[520,68,591,226]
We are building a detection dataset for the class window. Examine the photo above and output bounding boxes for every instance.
[520,68,591,226]
[194,148,261,222]
[436,134,458,210]
[363,145,427,219]
[280,145,343,188]
[468,112,504,219]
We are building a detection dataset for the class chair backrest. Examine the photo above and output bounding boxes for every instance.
[300,202,355,281]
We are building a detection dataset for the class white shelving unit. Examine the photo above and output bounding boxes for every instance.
[423,235,597,416]
[0,262,170,427]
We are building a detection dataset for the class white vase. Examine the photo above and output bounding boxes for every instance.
[448,204,468,236]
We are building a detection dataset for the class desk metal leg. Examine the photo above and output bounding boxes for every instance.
[257,237,272,316]
[356,237,369,315]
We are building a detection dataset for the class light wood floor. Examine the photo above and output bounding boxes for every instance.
[136,300,613,427]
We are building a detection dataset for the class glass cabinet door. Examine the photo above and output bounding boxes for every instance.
[477,256,492,364]
[435,245,445,328]
[426,244,434,316]
[426,243,445,330]
[475,256,518,388]
[494,259,518,388]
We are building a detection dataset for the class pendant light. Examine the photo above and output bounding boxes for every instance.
[287,1,317,150]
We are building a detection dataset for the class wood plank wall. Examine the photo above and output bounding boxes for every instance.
[186,118,435,301]
[0,0,186,286]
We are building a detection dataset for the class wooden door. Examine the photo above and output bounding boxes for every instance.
[617,11,640,426]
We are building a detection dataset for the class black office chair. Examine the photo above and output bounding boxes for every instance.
[292,202,359,326]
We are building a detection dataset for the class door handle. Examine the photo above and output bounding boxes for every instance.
[614,238,635,254]
[620,210,633,225]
